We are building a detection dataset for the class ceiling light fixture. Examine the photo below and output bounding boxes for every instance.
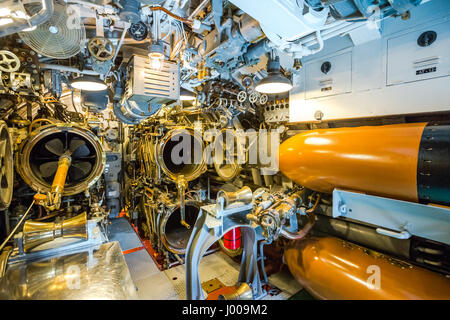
[255,54,293,94]
[70,75,107,92]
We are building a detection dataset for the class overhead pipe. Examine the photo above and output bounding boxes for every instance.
[300,21,366,47]
[293,30,324,58]
[39,64,100,76]
[145,6,193,26]
[0,0,54,37]
[243,19,358,62]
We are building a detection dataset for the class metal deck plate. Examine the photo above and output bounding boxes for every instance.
[124,249,160,282]
[108,218,143,251]
[105,218,302,300]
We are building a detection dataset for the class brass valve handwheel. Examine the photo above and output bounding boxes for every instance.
[88,37,115,61]
[0,50,20,73]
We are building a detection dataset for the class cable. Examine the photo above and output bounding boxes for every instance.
[160,17,174,41]
[28,118,54,134]
[71,90,80,115]
[0,200,35,252]
[306,194,321,214]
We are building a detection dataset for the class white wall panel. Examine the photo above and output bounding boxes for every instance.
[289,1,450,123]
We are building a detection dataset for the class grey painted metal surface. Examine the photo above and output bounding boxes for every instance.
[332,189,450,245]
[313,214,411,259]
[108,218,143,251]
[185,202,266,300]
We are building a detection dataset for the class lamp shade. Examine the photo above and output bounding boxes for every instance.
[255,72,293,94]
[70,75,107,92]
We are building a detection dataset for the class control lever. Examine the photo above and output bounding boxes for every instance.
[177,176,190,229]
[35,152,72,211]
[376,227,411,240]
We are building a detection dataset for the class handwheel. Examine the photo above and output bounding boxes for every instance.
[259,94,268,105]
[237,91,247,103]
[88,37,116,61]
[249,91,259,104]
[0,50,20,73]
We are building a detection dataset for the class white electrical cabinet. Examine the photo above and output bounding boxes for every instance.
[387,20,450,86]
[304,51,352,99]
[289,7,450,123]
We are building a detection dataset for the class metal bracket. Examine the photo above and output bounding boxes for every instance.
[332,189,450,245]
[8,221,106,266]
[185,202,266,300]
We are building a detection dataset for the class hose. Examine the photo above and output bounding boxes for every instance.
[28,118,54,134]
[280,195,320,240]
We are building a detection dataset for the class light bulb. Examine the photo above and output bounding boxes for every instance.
[255,72,293,94]
[73,95,81,104]
[71,81,107,91]
[148,51,164,70]
[150,56,162,70]
[180,94,196,101]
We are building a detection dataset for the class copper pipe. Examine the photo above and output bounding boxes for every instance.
[280,212,315,240]
[306,194,321,214]
[148,6,193,26]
